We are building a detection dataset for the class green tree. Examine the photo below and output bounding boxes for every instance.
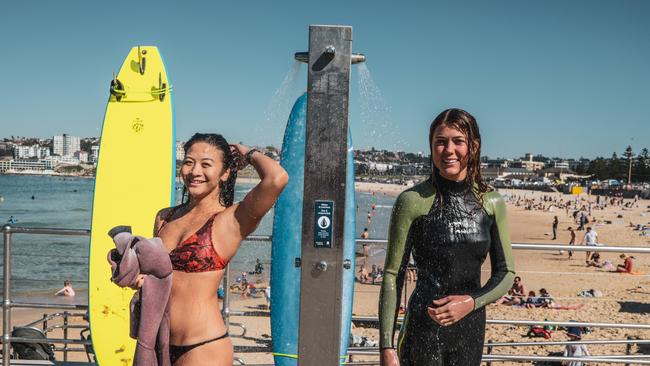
[603,152,622,179]
[574,160,588,175]
[587,157,607,180]
[622,146,634,184]
[636,148,649,183]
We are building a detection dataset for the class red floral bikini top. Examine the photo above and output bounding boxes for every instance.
[158,207,229,273]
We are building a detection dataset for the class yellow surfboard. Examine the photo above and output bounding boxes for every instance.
[89,46,175,366]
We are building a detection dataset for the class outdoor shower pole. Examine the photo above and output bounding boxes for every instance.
[2,225,12,366]
[298,25,353,366]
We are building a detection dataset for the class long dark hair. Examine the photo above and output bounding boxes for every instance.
[428,108,489,198]
[181,133,238,207]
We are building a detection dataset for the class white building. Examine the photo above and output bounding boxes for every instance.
[0,159,56,173]
[552,161,570,169]
[53,134,81,157]
[13,144,51,159]
[37,146,50,158]
[45,155,80,165]
[13,145,31,159]
[176,141,185,161]
[74,151,89,163]
[91,145,99,163]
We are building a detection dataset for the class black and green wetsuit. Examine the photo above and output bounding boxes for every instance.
[379,174,515,365]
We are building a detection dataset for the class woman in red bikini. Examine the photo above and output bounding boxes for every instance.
[152,133,287,365]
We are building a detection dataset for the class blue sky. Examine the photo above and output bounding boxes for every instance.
[1,0,648,159]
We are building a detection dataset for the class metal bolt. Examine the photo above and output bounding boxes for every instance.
[317,261,328,272]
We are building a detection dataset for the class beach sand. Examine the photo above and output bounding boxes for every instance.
[4,186,649,364]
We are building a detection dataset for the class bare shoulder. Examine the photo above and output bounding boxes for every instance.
[155,206,174,221]
[153,206,177,234]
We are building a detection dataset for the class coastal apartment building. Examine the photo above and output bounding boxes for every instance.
[176,141,185,161]
[0,159,56,173]
[13,145,50,160]
[53,134,80,157]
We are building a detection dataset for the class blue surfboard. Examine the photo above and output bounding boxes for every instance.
[270,93,356,365]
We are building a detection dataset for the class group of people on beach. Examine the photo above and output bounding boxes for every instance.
[495,276,584,310]
[358,263,383,284]
[110,109,526,366]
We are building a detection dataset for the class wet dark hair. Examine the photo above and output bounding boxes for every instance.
[181,133,238,207]
[428,108,489,198]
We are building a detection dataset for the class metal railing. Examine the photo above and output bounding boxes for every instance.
[2,225,91,366]
[3,225,649,365]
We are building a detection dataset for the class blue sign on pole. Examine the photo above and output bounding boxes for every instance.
[314,200,334,248]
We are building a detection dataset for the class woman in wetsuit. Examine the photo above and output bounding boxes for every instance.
[379,109,515,366]
[152,133,287,365]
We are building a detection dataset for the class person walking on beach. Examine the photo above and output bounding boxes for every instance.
[578,212,587,231]
[567,227,576,259]
[150,133,287,365]
[552,216,559,240]
[581,227,598,264]
[379,109,515,366]
[361,227,370,265]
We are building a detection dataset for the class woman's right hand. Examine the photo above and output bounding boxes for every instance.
[380,348,400,366]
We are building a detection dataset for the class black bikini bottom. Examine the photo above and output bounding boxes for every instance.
[170,332,229,364]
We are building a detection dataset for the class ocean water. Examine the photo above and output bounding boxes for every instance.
[0,175,396,298]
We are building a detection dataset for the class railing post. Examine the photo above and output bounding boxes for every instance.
[625,336,633,366]
[63,311,69,361]
[486,340,493,366]
[2,225,13,366]
[222,263,231,329]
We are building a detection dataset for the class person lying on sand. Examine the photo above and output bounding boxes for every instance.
[538,288,584,310]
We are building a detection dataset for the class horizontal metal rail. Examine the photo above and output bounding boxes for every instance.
[487,319,650,330]
[267,235,650,254]
[44,324,87,333]
[9,302,88,310]
[482,354,650,364]
[2,227,90,236]
[347,349,650,364]
[23,312,87,328]
[352,315,650,330]
[1,336,91,345]
[485,339,650,347]
[510,243,650,253]
[348,338,650,351]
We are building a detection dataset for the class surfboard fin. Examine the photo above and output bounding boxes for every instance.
[158,72,166,102]
[138,46,146,75]
[110,76,125,102]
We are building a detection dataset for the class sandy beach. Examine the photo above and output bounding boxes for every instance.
[3,185,649,364]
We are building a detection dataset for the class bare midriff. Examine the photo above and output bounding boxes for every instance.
[169,270,226,345]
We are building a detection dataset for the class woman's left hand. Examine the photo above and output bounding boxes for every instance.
[427,295,475,326]
[229,144,251,170]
